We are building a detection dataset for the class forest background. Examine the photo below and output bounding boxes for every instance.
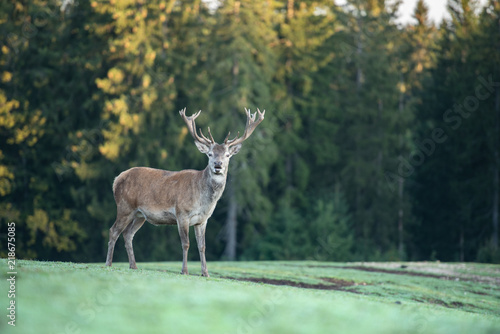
[1,0,499,264]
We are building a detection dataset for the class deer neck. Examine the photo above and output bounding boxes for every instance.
[202,166,226,201]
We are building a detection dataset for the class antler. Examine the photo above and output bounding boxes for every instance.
[225,108,265,147]
[179,108,215,146]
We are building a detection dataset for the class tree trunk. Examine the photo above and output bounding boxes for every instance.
[460,227,465,262]
[493,85,499,250]
[223,25,240,261]
[354,15,363,235]
[398,178,405,259]
[284,1,294,191]
[398,73,405,260]
[356,40,363,91]
[493,167,498,250]
[223,181,238,260]
[287,0,294,22]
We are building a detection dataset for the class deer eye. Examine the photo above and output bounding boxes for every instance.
[225,154,230,158]
[208,153,213,157]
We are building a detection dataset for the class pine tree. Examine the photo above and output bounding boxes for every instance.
[474,0,500,261]
[413,0,497,261]
[271,0,335,204]
[393,0,437,259]
[322,0,407,259]
[309,186,353,261]
[0,0,106,258]
[202,0,278,260]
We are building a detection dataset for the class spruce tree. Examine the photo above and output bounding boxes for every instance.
[325,0,407,259]
[202,0,277,260]
[413,0,496,261]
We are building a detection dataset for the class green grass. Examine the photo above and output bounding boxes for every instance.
[1,260,499,334]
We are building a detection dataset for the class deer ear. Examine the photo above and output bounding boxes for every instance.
[228,144,242,156]
[195,141,210,154]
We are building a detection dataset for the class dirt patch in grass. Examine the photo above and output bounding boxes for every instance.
[468,290,489,296]
[341,265,459,281]
[338,266,483,283]
[425,298,450,307]
[413,298,474,310]
[320,277,358,286]
[301,263,500,285]
[427,298,476,310]
[340,263,500,285]
[223,276,361,292]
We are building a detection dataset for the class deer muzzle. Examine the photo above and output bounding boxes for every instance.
[213,161,224,174]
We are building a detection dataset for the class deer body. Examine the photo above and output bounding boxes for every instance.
[105,108,264,277]
[113,167,224,227]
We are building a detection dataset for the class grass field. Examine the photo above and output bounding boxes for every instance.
[1,260,499,334]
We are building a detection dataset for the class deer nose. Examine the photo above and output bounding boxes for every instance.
[214,161,223,168]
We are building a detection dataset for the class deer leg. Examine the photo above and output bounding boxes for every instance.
[194,222,209,277]
[122,217,146,269]
[106,212,134,267]
[177,220,190,275]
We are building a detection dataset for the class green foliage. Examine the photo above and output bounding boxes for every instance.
[244,187,353,261]
[310,190,353,261]
[477,242,500,264]
[411,0,500,261]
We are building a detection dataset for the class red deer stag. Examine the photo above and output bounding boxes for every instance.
[105,108,265,277]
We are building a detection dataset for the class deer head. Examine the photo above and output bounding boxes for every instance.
[179,108,265,177]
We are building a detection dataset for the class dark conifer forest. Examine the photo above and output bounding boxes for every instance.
[1,0,499,263]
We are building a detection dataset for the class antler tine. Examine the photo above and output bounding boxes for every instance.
[194,121,215,145]
[244,107,257,122]
[226,108,265,147]
[207,127,215,143]
[179,108,214,146]
[224,131,240,144]
[197,127,214,144]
